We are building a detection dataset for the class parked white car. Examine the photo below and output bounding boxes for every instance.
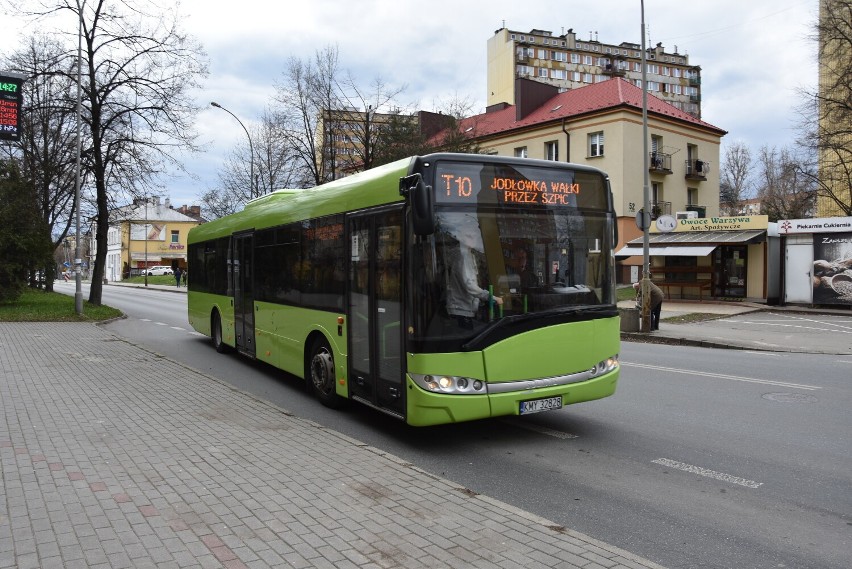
[145,266,173,276]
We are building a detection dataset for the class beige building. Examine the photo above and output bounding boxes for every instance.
[816,0,851,217]
[103,197,204,280]
[488,27,702,119]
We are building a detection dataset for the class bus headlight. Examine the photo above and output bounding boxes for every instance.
[410,373,486,395]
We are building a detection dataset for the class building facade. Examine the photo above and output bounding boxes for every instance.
[100,197,204,281]
[816,0,852,217]
[488,27,702,119]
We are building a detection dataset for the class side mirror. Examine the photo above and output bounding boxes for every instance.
[400,175,435,236]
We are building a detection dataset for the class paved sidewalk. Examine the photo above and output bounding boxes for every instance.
[618,299,852,355]
[0,322,665,569]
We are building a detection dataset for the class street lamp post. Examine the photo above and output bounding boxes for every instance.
[640,0,652,333]
[210,102,255,198]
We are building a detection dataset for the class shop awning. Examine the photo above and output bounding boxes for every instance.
[615,245,717,257]
[626,229,766,246]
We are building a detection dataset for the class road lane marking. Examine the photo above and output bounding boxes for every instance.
[503,420,578,439]
[652,458,763,488]
[621,362,821,391]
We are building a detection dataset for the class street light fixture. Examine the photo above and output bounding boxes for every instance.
[210,101,256,198]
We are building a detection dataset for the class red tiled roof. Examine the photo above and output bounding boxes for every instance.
[439,78,725,143]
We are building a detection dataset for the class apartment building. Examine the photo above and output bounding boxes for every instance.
[487,27,702,119]
[816,0,851,217]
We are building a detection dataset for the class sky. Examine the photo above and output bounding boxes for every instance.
[1,0,818,209]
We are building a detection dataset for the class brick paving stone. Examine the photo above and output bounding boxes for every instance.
[0,323,666,569]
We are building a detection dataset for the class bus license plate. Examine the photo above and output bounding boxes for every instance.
[519,396,563,415]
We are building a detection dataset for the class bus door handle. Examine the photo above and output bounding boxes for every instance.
[378,308,386,313]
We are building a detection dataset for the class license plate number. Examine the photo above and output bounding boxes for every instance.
[519,396,563,415]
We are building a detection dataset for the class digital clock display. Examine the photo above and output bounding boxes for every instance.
[433,161,609,210]
[0,74,24,142]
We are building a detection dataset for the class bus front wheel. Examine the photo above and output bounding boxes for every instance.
[307,338,345,409]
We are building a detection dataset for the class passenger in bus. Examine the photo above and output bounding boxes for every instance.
[515,249,540,289]
[444,236,502,329]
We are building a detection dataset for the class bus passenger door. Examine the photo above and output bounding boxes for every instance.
[233,231,256,357]
[348,208,404,418]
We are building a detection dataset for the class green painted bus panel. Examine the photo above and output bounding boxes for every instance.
[253,301,347,393]
[405,350,486,380]
[483,316,620,382]
[188,158,412,245]
[188,292,236,348]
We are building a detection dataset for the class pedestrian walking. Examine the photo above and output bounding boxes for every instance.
[174,266,182,287]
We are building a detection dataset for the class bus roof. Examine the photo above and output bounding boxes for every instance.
[189,156,413,244]
[188,153,610,244]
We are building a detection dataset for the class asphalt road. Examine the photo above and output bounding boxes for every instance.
[55,282,852,568]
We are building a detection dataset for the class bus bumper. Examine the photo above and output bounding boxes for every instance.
[404,368,619,427]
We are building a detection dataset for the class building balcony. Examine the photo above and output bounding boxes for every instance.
[650,201,671,219]
[688,76,701,86]
[602,63,626,76]
[685,159,710,180]
[648,152,672,174]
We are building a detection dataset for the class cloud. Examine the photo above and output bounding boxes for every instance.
[2,0,818,207]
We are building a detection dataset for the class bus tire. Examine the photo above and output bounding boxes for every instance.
[307,338,345,409]
[211,310,229,354]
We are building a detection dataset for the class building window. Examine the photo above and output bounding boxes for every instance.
[538,68,548,78]
[583,73,593,83]
[545,141,559,161]
[588,132,604,157]
[538,48,547,59]
[552,51,566,62]
[583,55,593,65]
[514,147,528,158]
[633,62,641,72]
[551,69,567,80]
[171,230,179,243]
[688,188,698,205]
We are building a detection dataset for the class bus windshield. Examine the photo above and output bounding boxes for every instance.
[410,205,615,351]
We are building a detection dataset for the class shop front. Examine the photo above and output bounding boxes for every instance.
[616,215,780,302]
[778,216,852,307]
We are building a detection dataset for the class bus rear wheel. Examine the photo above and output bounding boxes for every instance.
[308,338,345,409]
[212,311,229,353]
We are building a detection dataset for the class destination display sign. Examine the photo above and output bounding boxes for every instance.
[433,162,608,210]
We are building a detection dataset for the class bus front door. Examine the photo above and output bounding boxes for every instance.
[233,232,256,357]
[348,208,404,418]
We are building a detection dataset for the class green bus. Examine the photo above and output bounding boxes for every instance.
[187,153,620,426]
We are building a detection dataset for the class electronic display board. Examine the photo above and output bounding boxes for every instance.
[433,161,609,210]
[0,73,24,142]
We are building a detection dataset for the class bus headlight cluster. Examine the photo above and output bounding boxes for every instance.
[589,354,619,376]
[410,373,485,395]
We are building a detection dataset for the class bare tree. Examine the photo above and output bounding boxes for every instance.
[273,45,341,187]
[756,146,817,221]
[13,0,208,305]
[796,0,852,216]
[2,35,80,290]
[202,109,300,217]
[719,141,754,216]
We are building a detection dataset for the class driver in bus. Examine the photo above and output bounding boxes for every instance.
[444,227,503,329]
